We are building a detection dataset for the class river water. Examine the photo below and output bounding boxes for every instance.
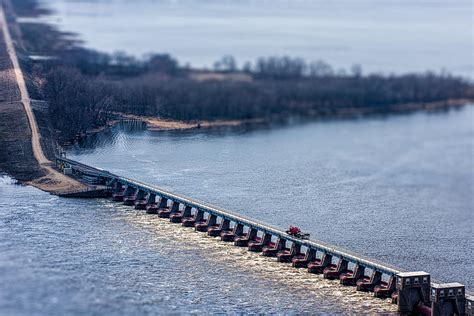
[38,0,474,77]
[3,0,474,313]
[1,106,472,315]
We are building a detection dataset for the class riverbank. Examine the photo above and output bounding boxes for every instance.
[18,97,474,151]
[111,98,472,133]
[113,112,265,131]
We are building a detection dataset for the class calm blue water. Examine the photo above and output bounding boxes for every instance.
[37,0,474,77]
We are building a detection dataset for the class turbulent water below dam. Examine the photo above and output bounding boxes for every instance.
[1,106,473,314]
[0,179,397,314]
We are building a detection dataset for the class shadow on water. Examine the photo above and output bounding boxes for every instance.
[73,120,148,150]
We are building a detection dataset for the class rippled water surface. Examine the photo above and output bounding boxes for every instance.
[67,106,474,288]
[1,107,473,315]
[0,180,397,315]
[38,0,474,77]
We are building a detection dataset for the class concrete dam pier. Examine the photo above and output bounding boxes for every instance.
[56,157,473,315]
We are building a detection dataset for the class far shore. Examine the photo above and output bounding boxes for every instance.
[112,112,266,131]
[62,98,474,148]
[99,98,473,134]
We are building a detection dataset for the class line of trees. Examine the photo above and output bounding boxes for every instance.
[38,53,471,142]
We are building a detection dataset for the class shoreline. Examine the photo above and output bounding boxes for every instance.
[108,99,473,133]
[390,98,473,112]
[60,99,474,148]
[113,112,266,132]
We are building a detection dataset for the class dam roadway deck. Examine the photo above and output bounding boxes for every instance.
[56,156,473,315]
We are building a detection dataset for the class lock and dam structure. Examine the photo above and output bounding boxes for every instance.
[56,156,473,316]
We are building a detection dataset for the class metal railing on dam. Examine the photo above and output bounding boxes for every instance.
[56,156,473,315]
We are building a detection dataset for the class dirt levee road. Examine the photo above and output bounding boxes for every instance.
[0,3,85,193]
